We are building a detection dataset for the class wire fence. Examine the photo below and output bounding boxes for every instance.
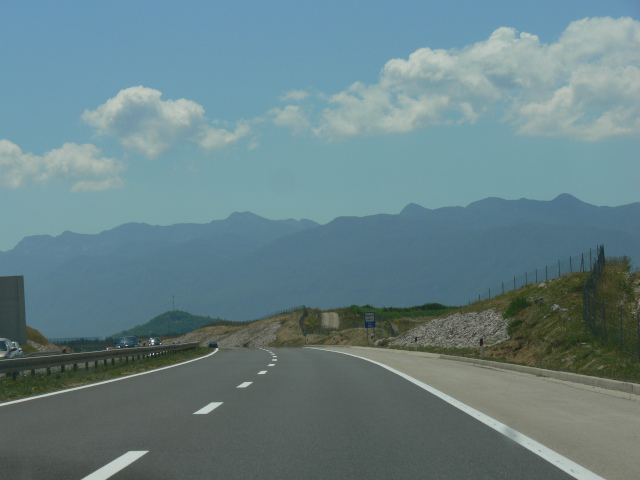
[583,246,640,362]
[469,246,602,305]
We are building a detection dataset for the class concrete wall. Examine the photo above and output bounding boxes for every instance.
[0,276,27,345]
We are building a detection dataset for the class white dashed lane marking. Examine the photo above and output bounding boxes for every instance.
[237,382,253,388]
[194,402,223,415]
[268,364,275,367]
[258,371,267,375]
[81,451,148,480]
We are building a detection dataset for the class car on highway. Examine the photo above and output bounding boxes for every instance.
[10,341,24,357]
[148,337,162,346]
[208,340,218,349]
[115,336,140,348]
[0,338,20,359]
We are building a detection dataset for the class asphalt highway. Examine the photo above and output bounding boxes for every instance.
[0,347,597,479]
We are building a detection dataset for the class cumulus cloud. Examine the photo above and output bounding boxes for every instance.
[279,90,310,102]
[269,105,311,134]
[82,86,249,157]
[196,122,251,150]
[312,17,640,141]
[0,140,125,191]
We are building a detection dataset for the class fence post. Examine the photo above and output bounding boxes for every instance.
[620,306,623,353]
[546,265,548,282]
[536,269,538,283]
[525,272,528,285]
[603,303,607,343]
[514,276,516,290]
[502,282,504,295]
[582,284,587,333]
[570,256,572,273]
[488,288,491,299]
[558,260,561,278]
[637,312,640,362]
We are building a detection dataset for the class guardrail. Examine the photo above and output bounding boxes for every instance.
[0,343,199,380]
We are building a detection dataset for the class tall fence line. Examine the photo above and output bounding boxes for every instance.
[583,246,640,362]
[470,246,602,305]
[254,305,307,322]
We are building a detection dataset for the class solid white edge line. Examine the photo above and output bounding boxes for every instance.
[0,349,220,408]
[81,450,148,480]
[237,381,253,388]
[307,347,605,480]
[194,402,223,415]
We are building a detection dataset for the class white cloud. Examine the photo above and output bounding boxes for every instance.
[279,90,310,102]
[196,122,251,150]
[0,140,125,191]
[313,17,640,141]
[83,86,248,157]
[269,105,311,134]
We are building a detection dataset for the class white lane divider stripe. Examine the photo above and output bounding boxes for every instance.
[237,382,253,388]
[258,371,267,375]
[82,451,148,480]
[268,364,275,366]
[194,402,223,415]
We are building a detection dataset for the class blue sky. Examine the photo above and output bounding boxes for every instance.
[1,0,639,251]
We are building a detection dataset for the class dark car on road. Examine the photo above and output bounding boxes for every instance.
[208,340,218,349]
[115,336,140,348]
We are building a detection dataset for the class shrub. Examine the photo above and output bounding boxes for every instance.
[504,296,532,319]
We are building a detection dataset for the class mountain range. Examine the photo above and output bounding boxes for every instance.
[1,194,638,337]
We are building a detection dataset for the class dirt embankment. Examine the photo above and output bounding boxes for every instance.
[170,308,510,352]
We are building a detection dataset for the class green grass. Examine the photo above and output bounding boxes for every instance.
[0,347,212,403]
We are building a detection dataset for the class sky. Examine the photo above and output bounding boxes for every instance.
[1,0,639,252]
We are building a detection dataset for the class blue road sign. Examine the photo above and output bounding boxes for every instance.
[364,311,376,328]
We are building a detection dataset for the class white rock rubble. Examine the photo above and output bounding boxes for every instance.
[389,309,509,349]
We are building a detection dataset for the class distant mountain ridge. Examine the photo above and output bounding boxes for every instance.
[2,195,639,337]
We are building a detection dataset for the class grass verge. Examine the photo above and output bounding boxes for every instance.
[0,347,212,403]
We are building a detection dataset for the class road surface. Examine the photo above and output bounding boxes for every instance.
[0,347,611,479]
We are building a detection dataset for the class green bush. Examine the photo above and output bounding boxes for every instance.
[504,296,531,319]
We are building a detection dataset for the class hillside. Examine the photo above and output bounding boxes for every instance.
[112,310,235,338]
[171,257,640,383]
[24,326,60,354]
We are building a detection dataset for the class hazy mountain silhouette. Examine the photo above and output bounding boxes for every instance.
[2,195,638,337]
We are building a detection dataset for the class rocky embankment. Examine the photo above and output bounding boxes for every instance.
[174,320,281,348]
[389,309,508,349]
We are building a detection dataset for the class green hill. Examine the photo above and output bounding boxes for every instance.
[112,310,232,338]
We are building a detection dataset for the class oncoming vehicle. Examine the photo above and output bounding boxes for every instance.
[208,340,218,349]
[10,341,24,358]
[115,336,140,348]
[148,337,162,346]
[0,338,20,359]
